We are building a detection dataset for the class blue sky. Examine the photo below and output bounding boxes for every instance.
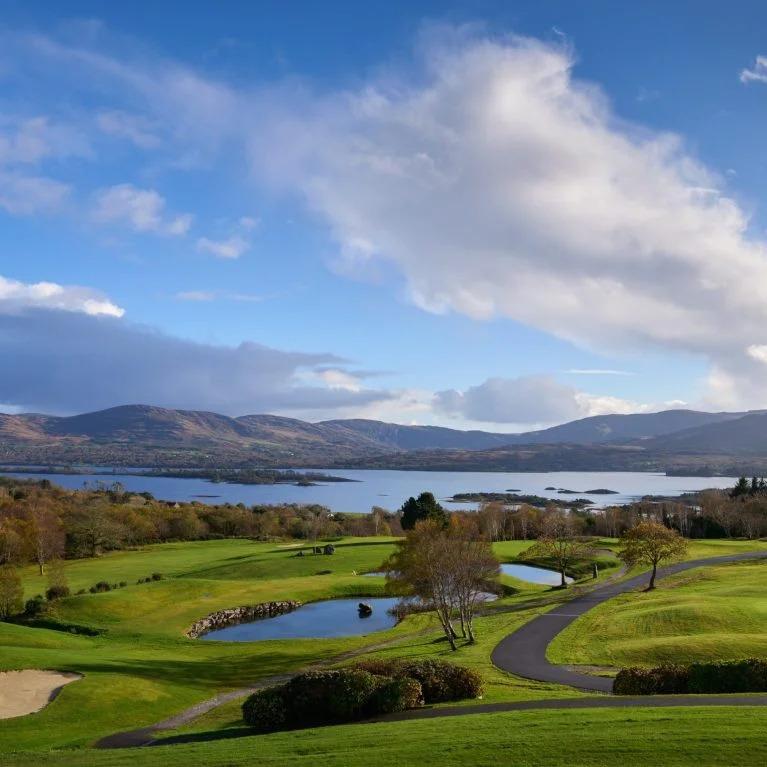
[2,1,767,429]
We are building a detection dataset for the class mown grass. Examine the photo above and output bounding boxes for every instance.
[550,558,767,667]
[3,534,766,765]
[5,707,767,767]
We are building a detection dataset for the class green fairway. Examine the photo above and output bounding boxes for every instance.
[549,558,767,667]
[4,706,767,767]
[3,534,767,766]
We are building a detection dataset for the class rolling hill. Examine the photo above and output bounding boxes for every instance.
[1,404,767,472]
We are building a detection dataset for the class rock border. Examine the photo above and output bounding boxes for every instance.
[187,601,301,638]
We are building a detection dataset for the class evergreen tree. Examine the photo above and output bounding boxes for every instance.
[399,492,449,530]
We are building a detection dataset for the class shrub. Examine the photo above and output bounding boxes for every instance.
[242,686,288,732]
[119,581,127,588]
[353,658,483,703]
[24,595,47,618]
[688,659,767,693]
[45,585,71,601]
[613,660,767,695]
[151,573,164,581]
[89,581,111,594]
[613,665,689,695]
[76,588,86,595]
[286,669,380,725]
[241,668,426,733]
[368,676,423,714]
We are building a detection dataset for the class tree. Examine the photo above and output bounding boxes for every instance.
[399,492,449,530]
[522,511,592,588]
[383,520,499,648]
[0,565,23,619]
[24,501,64,575]
[449,538,499,642]
[618,521,688,590]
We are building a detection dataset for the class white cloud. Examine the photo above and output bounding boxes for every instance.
[244,30,767,411]
[96,110,160,148]
[434,375,649,426]
[92,183,192,236]
[0,172,70,215]
[740,55,767,84]
[0,115,91,165]
[747,344,767,364]
[566,369,634,376]
[196,234,249,259]
[0,275,124,317]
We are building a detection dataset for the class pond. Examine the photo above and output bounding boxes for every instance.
[501,563,573,585]
[199,597,400,641]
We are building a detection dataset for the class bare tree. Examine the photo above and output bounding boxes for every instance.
[450,538,500,642]
[383,520,499,649]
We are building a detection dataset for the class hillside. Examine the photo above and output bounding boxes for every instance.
[2,404,767,471]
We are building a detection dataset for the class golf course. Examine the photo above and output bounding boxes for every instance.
[3,529,767,766]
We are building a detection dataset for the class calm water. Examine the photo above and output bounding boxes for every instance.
[200,597,400,641]
[6,469,738,513]
[501,563,574,585]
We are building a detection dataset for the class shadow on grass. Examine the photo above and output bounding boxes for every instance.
[151,726,254,747]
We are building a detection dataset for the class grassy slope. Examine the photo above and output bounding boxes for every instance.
[3,535,767,765]
[550,558,767,667]
[5,707,767,767]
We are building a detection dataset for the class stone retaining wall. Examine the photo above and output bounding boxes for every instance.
[187,600,301,638]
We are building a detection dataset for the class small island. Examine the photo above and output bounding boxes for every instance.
[450,492,593,508]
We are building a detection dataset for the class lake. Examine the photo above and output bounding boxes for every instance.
[200,597,400,641]
[4,469,737,513]
[500,563,573,585]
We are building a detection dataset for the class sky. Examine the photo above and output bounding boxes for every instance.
[3,0,767,431]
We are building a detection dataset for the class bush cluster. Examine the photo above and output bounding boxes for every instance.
[88,580,128,594]
[45,585,71,601]
[136,573,164,584]
[353,658,484,702]
[242,659,482,733]
[614,659,767,695]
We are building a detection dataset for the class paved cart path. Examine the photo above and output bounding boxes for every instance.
[491,550,767,692]
[97,550,767,748]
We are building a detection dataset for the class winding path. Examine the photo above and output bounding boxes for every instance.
[491,549,767,692]
[97,549,767,748]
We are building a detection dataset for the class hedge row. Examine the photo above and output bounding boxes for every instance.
[242,659,482,732]
[614,658,767,694]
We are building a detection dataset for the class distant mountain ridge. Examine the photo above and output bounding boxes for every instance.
[0,403,766,471]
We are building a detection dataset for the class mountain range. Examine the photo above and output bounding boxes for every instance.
[3,404,767,474]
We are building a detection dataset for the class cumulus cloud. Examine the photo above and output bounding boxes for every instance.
[11,28,767,414]
[434,375,645,425]
[741,55,767,84]
[92,183,192,235]
[244,30,767,410]
[0,274,124,317]
[197,234,249,259]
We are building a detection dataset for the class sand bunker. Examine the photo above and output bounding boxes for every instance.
[0,670,82,719]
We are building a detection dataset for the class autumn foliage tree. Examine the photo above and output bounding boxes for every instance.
[521,511,593,588]
[619,521,688,590]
